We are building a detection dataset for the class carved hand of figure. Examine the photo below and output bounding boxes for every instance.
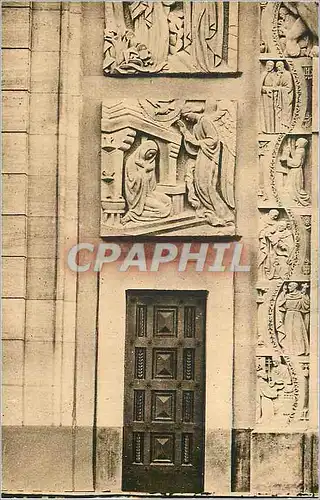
[176,119,187,134]
[301,283,309,294]
[280,157,288,166]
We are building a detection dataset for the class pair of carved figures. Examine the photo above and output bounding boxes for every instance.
[121,103,235,228]
[261,60,293,133]
[104,2,230,74]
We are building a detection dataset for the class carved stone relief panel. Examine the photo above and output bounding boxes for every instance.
[256,280,311,427]
[103,2,239,75]
[274,281,310,357]
[256,354,294,426]
[257,2,316,429]
[260,2,318,58]
[258,134,312,208]
[260,58,313,135]
[258,209,296,282]
[100,99,237,236]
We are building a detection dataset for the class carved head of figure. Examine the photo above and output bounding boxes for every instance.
[266,60,275,72]
[275,61,285,73]
[295,137,308,150]
[269,209,280,220]
[288,282,299,292]
[279,6,288,20]
[278,221,287,232]
[181,102,206,123]
[272,357,281,367]
[135,140,158,171]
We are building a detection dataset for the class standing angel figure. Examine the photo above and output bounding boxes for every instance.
[177,102,235,226]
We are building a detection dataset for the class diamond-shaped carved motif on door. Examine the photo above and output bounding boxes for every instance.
[152,391,176,422]
[154,307,177,336]
[153,349,177,379]
[151,434,175,464]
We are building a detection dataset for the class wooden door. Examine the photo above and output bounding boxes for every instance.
[122,290,206,493]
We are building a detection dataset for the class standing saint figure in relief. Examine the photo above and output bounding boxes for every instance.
[275,61,294,131]
[261,60,294,133]
[279,137,311,206]
[177,103,235,227]
[275,282,310,356]
[261,60,278,133]
[122,140,172,224]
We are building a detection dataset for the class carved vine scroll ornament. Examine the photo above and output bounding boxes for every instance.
[100,99,237,237]
[103,2,239,75]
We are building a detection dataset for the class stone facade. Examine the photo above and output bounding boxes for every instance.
[2,1,318,496]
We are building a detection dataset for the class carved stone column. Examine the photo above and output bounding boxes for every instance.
[253,2,317,494]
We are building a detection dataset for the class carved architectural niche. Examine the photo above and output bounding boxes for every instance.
[103,2,239,75]
[100,99,237,237]
[260,58,313,135]
[260,2,318,58]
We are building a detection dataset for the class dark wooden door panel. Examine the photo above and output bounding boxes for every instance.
[122,290,207,493]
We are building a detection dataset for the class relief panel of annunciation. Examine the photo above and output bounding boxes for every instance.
[100,99,237,237]
[103,2,238,75]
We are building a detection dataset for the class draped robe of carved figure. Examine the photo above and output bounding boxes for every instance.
[122,140,172,224]
[281,138,311,206]
[261,61,278,133]
[181,112,234,226]
[267,221,295,278]
[257,365,284,423]
[258,210,280,279]
[276,283,310,356]
[129,2,175,71]
[275,62,294,131]
[189,2,224,71]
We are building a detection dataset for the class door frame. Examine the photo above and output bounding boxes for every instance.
[95,271,234,493]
